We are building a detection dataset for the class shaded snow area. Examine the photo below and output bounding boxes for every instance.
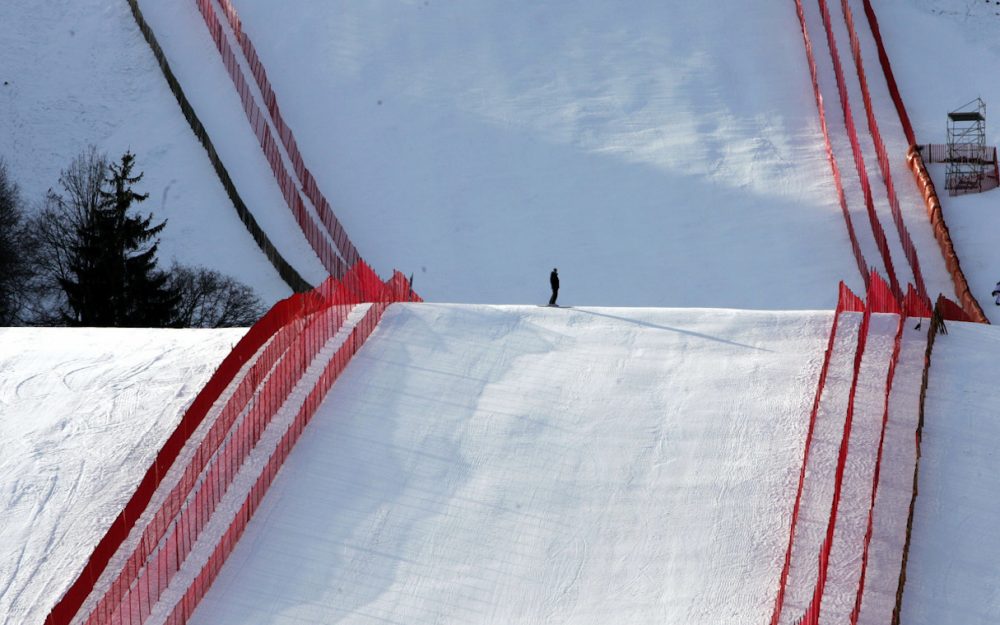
[901,321,1000,625]
[0,327,244,625]
[0,0,325,305]
[189,304,830,625]
[872,0,1000,322]
[140,0,864,308]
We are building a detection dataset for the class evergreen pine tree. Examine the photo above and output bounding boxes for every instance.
[59,151,179,326]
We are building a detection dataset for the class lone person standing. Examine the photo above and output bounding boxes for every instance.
[992,280,1000,306]
[549,268,560,306]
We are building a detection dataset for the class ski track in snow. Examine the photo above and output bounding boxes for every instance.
[188,0,866,308]
[0,328,245,625]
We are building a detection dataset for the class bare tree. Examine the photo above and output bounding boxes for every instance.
[26,147,109,323]
[26,146,263,327]
[0,159,33,324]
[168,264,265,328]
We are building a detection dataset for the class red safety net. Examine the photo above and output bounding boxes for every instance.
[44,263,420,625]
[769,280,865,625]
[814,0,902,302]
[902,284,933,320]
[858,0,915,146]
[771,273,927,625]
[799,274,875,625]
[791,0,870,289]
[905,147,990,323]
[848,289,904,625]
[210,0,360,271]
[837,0,928,303]
[935,294,973,323]
[849,283,933,625]
[192,0,352,278]
[858,1,990,323]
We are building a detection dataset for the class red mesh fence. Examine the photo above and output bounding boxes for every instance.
[837,0,928,303]
[890,299,943,625]
[858,1,915,147]
[798,286,871,625]
[848,304,903,625]
[211,0,361,269]
[44,264,419,625]
[771,273,928,625]
[814,0,902,302]
[192,0,351,278]
[856,1,989,323]
[162,302,386,625]
[918,144,997,165]
[769,281,865,625]
[792,0,869,289]
[905,147,988,323]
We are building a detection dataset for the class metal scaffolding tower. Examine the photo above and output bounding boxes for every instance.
[946,98,988,195]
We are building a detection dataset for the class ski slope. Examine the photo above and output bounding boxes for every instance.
[187,304,830,625]
[0,327,244,625]
[901,321,1000,625]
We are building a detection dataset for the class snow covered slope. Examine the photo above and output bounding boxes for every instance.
[0,327,244,625]
[900,320,1000,625]
[139,0,864,308]
[187,304,831,624]
[0,0,326,305]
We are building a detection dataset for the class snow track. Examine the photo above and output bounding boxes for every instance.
[855,323,924,625]
[0,328,244,625]
[184,304,829,625]
[779,312,862,623]
[817,312,895,623]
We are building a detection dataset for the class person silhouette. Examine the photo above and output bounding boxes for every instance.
[549,268,559,306]
[992,280,1000,306]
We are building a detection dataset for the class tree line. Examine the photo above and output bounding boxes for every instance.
[0,147,265,327]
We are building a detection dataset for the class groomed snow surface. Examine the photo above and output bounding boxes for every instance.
[0,328,245,625]
[189,304,829,625]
